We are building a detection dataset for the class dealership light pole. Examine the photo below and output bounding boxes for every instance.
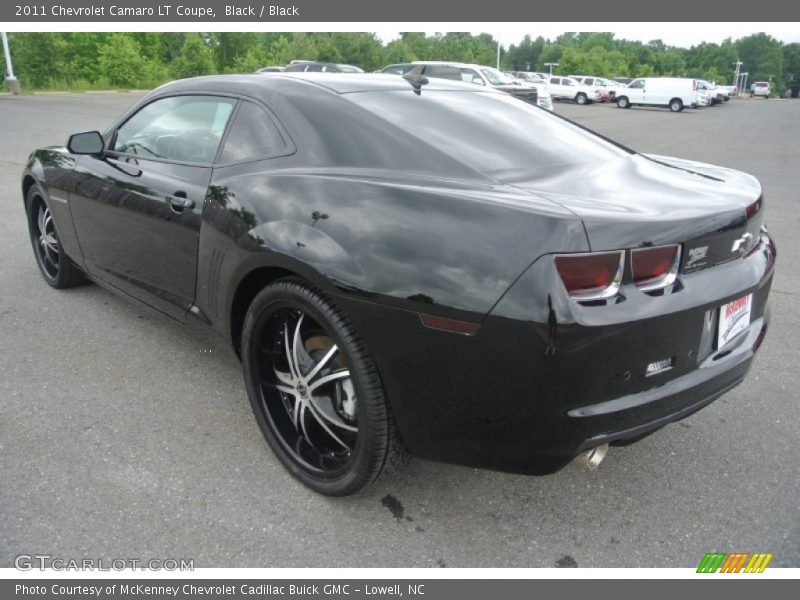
[496,41,501,70]
[2,32,20,94]
[545,62,558,76]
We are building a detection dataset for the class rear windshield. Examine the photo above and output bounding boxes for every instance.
[347,90,628,178]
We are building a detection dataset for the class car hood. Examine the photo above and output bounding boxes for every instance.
[503,153,762,252]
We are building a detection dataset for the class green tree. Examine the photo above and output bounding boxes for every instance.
[505,35,545,71]
[383,40,416,64]
[174,33,216,78]
[737,33,784,91]
[97,34,144,87]
[7,33,68,88]
[784,43,800,81]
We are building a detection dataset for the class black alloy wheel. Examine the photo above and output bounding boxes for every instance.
[26,185,85,288]
[242,278,406,495]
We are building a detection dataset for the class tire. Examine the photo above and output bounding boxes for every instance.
[25,185,86,289]
[575,92,588,105]
[669,98,684,112]
[241,277,407,495]
[616,96,630,109]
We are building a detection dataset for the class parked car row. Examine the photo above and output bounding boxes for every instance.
[257,60,365,73]
[616,77,738,111]
[507,72,606,105]
[508,73,736,112]
[257,61,554,111]
[379,62,554,111]
[256,62,742,114]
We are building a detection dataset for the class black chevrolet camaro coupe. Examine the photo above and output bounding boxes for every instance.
[22,73,776,495]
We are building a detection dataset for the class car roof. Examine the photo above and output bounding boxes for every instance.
[411,61,489,69]
[150,72,496,97]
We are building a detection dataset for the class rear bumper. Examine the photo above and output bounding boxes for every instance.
[573,312,767,451]
[334,235,776,476]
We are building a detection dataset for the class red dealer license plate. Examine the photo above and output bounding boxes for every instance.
[717,294,752,348]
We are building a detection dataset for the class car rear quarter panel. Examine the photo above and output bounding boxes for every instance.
[196,165,589,343]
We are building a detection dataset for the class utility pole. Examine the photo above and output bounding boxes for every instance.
[2,32,20,94]
[496,41,501,70]
[544,62,559,76]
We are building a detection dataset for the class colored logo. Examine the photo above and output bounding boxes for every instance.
[697,552,773,573]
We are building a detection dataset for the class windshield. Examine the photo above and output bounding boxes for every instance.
[480,68,514,85]
[347,90,629,179]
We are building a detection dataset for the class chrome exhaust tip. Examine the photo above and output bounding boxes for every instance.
[574,444,609,471]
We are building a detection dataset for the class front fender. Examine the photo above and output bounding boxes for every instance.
[21,148,84,267]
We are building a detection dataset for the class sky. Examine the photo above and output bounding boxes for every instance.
[372,23,800,48]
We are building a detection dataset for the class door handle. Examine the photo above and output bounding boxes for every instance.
[167,192,194,211]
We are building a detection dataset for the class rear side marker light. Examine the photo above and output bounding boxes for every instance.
[420,313,480,336]
[631,244,681,292]
[554,251,624,301]
[753,324,768,351]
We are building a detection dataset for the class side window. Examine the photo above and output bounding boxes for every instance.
[425,65,462,81]
[584,78,594,85]
[550,78,560,85]
[218,101,288,163]
[459,68,482,84]
[629,79,645,89]
[113,95,235,164]
[383,65,409,75]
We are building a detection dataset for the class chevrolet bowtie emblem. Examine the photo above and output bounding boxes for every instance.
[732,232,753,253]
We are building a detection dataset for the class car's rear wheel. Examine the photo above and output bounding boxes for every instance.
[617,96,630,108]
[242,278,406,495]
[26,186,85,289]
[669,98,684,112]
[575,92,588,105]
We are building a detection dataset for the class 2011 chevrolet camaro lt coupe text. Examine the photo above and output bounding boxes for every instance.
[22,73,776,495]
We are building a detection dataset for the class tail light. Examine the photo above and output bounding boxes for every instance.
[554,251,624,300]
[746,196,762,219]
[631,245,681,292]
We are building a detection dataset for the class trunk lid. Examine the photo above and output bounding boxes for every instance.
[506,153,763,272]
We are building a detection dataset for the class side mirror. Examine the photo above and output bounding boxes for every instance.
[67,131,104,155]
[471,76,485,86]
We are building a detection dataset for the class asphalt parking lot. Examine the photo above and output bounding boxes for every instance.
[1,92,798,568]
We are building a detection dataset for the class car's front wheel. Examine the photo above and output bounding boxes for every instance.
[26,185,86,288]
[617,96,630,108]
[575,92,588,105]
[242,278,406,495]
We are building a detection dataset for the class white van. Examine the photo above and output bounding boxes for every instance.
[615,77,699,112]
